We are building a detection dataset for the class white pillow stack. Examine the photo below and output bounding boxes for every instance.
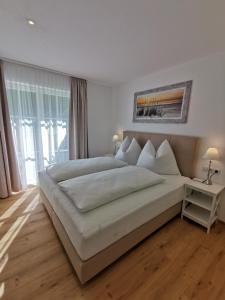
[115,136,141,165]
[137,139,180,175]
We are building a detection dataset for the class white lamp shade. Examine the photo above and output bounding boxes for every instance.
[112,134,119,142]
[203,147,219,161]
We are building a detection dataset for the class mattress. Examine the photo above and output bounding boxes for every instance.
[39,171,190,261]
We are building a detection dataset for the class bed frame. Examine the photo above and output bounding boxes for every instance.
[40,131,200,284]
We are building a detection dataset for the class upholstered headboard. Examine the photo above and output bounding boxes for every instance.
[123,131,200,178]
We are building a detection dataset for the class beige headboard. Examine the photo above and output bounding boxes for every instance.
[123,131,200,178]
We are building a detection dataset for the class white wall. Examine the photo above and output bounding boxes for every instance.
[112,52,225,220]
[87,82,113,157]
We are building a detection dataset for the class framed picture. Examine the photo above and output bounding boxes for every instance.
[133,80,192,123]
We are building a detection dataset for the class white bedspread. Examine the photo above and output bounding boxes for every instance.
[46,157,127,182]
[59,166,164,212]
[39,171,190,260]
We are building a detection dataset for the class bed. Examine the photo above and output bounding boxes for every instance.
[39,131,199,283]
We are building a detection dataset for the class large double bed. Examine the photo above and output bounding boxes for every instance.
[39,131,199,283]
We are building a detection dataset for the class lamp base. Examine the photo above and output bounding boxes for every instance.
[202,160,213,185]
[204,178,212,185]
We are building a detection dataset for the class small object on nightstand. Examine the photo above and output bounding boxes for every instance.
[181,179,224,234]
[202,147,219,185]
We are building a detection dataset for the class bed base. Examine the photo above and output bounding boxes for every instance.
[40,189,181,284]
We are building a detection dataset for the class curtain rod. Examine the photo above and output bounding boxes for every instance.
[0,56,87,81]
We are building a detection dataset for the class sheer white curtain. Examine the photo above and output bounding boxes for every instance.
[4,62,70,187]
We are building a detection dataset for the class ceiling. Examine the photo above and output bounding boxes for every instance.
[0,0,225,85]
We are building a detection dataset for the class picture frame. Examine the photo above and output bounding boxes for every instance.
[133,80,192,123]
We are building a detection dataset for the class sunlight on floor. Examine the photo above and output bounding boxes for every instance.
[0,283,4,298]
[0,191,39,299]
[0,195,39,260]
[0,254,8,274]
[0,188,35,225]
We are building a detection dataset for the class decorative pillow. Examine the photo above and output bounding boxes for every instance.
[136,140,155,168]
[137,139,180,175]
[116,138,141,165]
[115,136,131,157]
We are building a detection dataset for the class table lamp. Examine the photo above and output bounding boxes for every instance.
[202,147,219,185]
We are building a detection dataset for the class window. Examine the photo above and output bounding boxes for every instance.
[4,63,70,187]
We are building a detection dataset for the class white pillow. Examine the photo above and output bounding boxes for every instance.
[136,140,155,168]
[115,136,130,161]
[116,138,141,165]
[137,139,180,175]
[118,136,131,152]
[115,136,131,158]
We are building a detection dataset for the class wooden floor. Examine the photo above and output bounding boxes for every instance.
[1,188,225,300]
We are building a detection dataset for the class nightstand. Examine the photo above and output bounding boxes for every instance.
[181,180,224,233]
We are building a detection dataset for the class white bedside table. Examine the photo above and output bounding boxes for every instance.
[181,180,224,233]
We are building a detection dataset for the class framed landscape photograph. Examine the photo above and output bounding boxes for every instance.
[133,80,192,123]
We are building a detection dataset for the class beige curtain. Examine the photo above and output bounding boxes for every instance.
[0,60,22,198]
[69,77,88,159]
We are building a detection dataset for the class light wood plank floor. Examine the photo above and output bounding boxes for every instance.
[1,188,225,300]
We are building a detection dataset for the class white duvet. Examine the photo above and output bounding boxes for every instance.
[46,157,127,182]
[59,166,165,212]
